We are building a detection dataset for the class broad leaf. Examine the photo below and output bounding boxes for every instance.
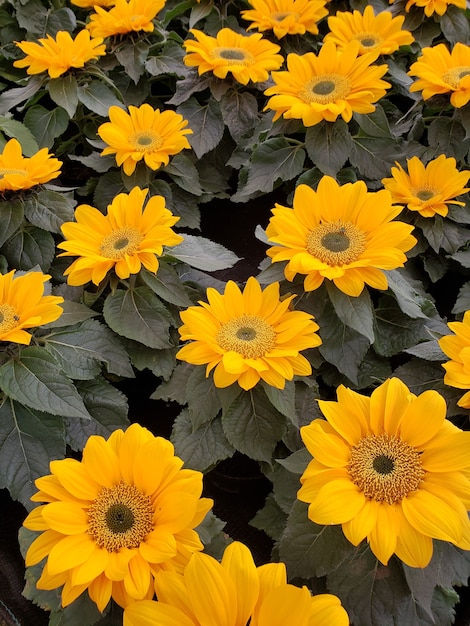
[186,366,223,429]
[164,153,203,196]
[145,41,186,76]
[177,97,225,158]
[78,80,125,116]
[2,225,55,272]
[115,41,149,84]
[373,296,428,358]
[140,264,193,307]
[170,234,240,271]
[23,104,69,149]
[0,197,24,247]
[326,283,375,343]
[0,76,46,115]
[427,117,468,161]
[349,136,405,180]
[24,189,75,234]
[0,116,39,155]
[220,90,259,141]
[354,105,393,138]
[47,74,79,118]
[305,120,352,176]
[385,269,435,319]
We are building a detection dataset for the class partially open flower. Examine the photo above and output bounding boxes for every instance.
[241,0,328,39]
[439,310,470,409]
[86,0,165,38]
[0,138,61,192]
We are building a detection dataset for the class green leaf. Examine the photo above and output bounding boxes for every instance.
[261,380,297,426]
[219,90,259,141]
[124,340,176,380]
[373,296,428,358]
[0,346,91,419]
[3,225,55,271]
[221,387,286,462]
[24,189,75,234]
[0,76,46,116]
[279,500,355,578]
[385,269,435,319]
[171,410,235,472]
[451,248,470,268]
[452,281,470,314]
[0,116,39,155]
[47,74,79,118]
[427,117,468,161]
[41,300,97,329]
[233,138,306,201]
[276,447,311,474]
[103,287,173,349]
[64,378,129,451]
[0,399,64,508]
[140,264,193,307]
[439,5,470,44]
[151,362,192,403]
[170,234,240,271]
[0,197,24,247]
[145,41,186,76]
[177,97,225,158]
[250,494,287,542]
[43,318,134,380]
[186,366,223,429]
[418,215,470,255]
[15,0,76,37]
[349,136,405,180]
[305,120,352,176]
[404,340,446,361]
[326,283,375,343]
[77,80,125,117]
[164,153,203,196]
[23,104,69,149]
[354,104,393,138]
[115,40,149,84]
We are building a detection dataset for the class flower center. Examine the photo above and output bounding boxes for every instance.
[99,227,144,260]
[216,314,276,358]
[88,481,154,551]
[0,167,28,179]
[414,186,438,202]
[129,130,163,152]
[348,433,424,504]
[0,303,20,334]
[212,47,253,65]
[353,33,381,49]
[272,11,295,21]
[306,220,367,266]
[301,74,351,104]
[442,66,470,89]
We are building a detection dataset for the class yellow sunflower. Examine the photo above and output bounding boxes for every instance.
[264,40,390,126]
[57,186,183,286]
[86,0,165,39]
[266,176,416,297]
[0,270,63,345]
[324,5,414,56]
[71,0,115,9]
[408,42,470,108]
[298,377,470,568]
[0,138,62,192]
[123,541,349,626]
[382,155,470,218]
[97,104,192,176]
[183,27,284,85]
[14,29,106,78]
[390,0,466,17]
[241,0,328,40]
[23,423,213,611]
[439,311,470,409]
[176,276,321,391]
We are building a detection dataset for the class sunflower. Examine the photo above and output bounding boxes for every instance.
[57,186,183,287]
[241,0,328,40]
[123,541,349,626]
[14,29,106,78]
[183,27,284,85]
[298,377,470,568]
[0,138,62,192]
[0,270,63,345]
[390,0,466,17]
[264,40,390,126]
[23,423,213,611]
[266,176,416,297]
[86,0,165,39]
[324,5,414,56]
[408,42,470,108]
[71,0,115,9]
[176,276,321,391]
[97,104,192,176]
[439,311,470,409]
[382,155,470,218]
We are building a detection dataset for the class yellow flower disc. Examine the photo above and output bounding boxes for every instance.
[99,227,144,260]
[216,314,277,358]
[306,220,367,266]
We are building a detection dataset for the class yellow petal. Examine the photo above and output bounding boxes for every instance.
[402,490,464,544]
[47,533,97,575]
[399,390,446,447]
[88,573,113,613]
[367,502,399,565]
[308,478,366,525]
[256,584,312,626]
[420,432,470,471]
[310,594,349,626]
[124,552,152,600]
[342,498,380,546]
[221,542,259,626]
[124,600,195,626]
[41,501,89,534]
[394,507,433,568]
[369,377,411,435]
[300,420,351,467]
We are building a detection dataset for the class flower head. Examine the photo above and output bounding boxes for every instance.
[23,423,213,611]
[97,104,192,176]
[57,186,183,286]
[264,40,390,126]
[0,271,63,345]
[86,0,165,39]
[390,0,466,17]
[266,176,416,297]
[382,155,470,218]
[183,27,284,85]
[71,0,115,9]
[324,6,414,56]
[408,42,470,108]
[439,311,470,409]
[176,276,321,391]
[123,541,349,626]
[0,138,62,192]
[298,377,470,568]
[14,30,106,78]
[241,0,328,39]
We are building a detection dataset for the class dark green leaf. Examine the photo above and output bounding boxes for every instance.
[124,340,176,380]
[427,117,468,161]
[3,225,55,272]
[177,97,225,158]
[0,347,91,419]
[171,410,235,472]
[24,189,75,234]
[305,120,352,176]
[417,215,469,254]
[186,366,223,429]
[145,41,186,76]
[78,80,124,117]
[0,399,64,508]
[354,104,393,138]
[439,5,470,44]
[0,76,46,116]
[404,340,446,361]
[451,248,470,268]
[0,116,38,155]
[220,90,259,141]
[326,283,375,343]
[47,75,78,118]
[164,153,203,196]
[170,234,240,271]
[385,269,435,319]
[250,494,287,542]
[115,41,149,84]
[452,281,470,314]
[42,300,97,329]
[350,137,405,180]
[373,296,428,358]
[23,104,69,149]
[103,287,172,349]
[151,362,193,403]
[0,198,24,247]
[140,264,193,307]
[261,380,297,426]
[221,387,286,462]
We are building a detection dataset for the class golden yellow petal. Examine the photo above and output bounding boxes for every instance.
[221,541,259,626]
